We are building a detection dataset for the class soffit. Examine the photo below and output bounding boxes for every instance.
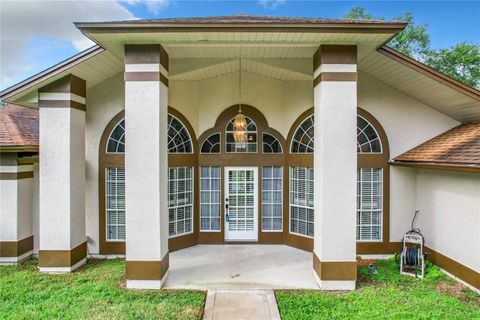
[359,49,480,122]
[1,47,123,108]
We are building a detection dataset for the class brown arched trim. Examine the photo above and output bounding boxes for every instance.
[99,110,125,255]
[197,104,287,245]
[98,108,199,254]
[285,107,314,251]
[356,107,392,255]
[167,107,198,251]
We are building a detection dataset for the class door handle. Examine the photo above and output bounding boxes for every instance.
[226,213,230,222]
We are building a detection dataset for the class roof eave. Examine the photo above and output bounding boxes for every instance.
[378,46,480,102]
[0,45,104,102]
[390,160,480,174]
[0,145,39,153]
[74,22,407,34]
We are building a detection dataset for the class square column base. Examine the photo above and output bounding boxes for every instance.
[313,271,356,291]
[126,270,169,289]
[39,258,86,273]
[0,251,33,265]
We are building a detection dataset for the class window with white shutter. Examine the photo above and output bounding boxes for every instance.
[106,168,126,241]
[168,167,194,237]
[357,168,383,241]
[200,166,221,232]
[262,166,283,231]
[289,167,314,237]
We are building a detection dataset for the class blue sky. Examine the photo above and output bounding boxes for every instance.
[1,0,479,91]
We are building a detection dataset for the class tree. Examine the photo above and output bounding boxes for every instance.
[343,7,480,88]
[343,7,377,21]
[425,43,480,88]
[343,7,430,60]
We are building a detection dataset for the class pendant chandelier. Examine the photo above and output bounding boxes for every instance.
[233,56,247,149]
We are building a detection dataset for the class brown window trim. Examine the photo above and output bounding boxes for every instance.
[98,107,198,254]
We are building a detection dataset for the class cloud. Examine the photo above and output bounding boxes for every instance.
[257,0,286,9]
[0,0,136,89]
[120,0,170,15]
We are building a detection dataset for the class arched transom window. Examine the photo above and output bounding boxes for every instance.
[357,116,382,153]
[225,116,257,153]
[106,114,193,154]
[107,119,125,153]
[290,115,314,153]
[168,114,193,153]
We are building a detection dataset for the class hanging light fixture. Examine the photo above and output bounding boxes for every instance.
[233,56,247,149]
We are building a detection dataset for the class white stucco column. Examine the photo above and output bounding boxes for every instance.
[0,153,34,264]
[38,74,87,272]
[124,44,169,289]
[313,45,358,290]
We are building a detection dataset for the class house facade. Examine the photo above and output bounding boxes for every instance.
[0,15,479,291]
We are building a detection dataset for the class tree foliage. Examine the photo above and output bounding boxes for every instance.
[343,7,480,88]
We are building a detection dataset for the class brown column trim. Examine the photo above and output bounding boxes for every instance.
[313,72,358,87]
[314,45,358,67]
[0,171,33,180]
[425,246,480,290]
[313,253,357,281]
[38,100,86,112]
[38,74,86,97]
[0,235,34,257]
[126,253,169,281]
[357,242,401,254]
[38,241,87,268]
[124,44,169,71]
[124,72,169,87]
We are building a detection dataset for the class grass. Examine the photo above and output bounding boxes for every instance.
[276,258,480,320]
[0,259,205,320]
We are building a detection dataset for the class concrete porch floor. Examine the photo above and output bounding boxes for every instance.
[164,245,319,290]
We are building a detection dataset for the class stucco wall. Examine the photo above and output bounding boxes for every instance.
[415,169,480,273]
[84,68,463,255]
[358,72,461,244]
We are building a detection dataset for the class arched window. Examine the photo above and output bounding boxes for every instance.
[290,115,314,153]
[357,116,382,153]
[201,133,221,154]
[263,133,283,154]
[168,114,193,153]
[99,109,197,254]
[225,116,257,153]
[106,119,125,153]
[356,110,388,245]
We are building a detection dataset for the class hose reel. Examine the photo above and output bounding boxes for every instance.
[400,210,426,279]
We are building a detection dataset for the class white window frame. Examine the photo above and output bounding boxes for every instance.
[290,115,314,154]
[261,166,283,232]
[356,168,383,242]
[199,166,222,232]
[168,166,195,238]
[168,114,194,154]
[106,119,125,154]
[357,115,383,154]
[262,133,283,154]
[200,133,222,154]
[225,116,258,153]
[105,167,125,242]
[289,167,314,239]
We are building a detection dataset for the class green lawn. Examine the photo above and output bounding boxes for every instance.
[0,259,205,320]
[276,259,480,320]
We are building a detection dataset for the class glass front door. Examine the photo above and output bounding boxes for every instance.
[224,167,258,241]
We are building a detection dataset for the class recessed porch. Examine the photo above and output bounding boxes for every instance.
[164,244,318,289]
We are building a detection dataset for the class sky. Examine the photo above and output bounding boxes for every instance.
[1,0,479,91]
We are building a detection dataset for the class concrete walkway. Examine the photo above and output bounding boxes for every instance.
[203,289,281,320]
[164,245,318,289]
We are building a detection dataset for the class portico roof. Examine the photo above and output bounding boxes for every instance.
[1,14,479,123]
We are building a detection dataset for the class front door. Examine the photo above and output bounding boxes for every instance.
[224,167,258,241]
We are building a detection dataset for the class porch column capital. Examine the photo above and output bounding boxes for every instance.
[124,44,169,86]
[37,73,87,272]
[312,44,358,290]
[124,43,170,289]
[313,45,358,87]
